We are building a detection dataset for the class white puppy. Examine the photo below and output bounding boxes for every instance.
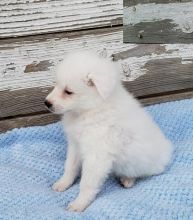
[45,51,172,212]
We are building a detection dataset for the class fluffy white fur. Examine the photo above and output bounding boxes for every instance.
[45,51,172,212]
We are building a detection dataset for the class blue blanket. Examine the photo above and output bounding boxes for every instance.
[0,99,193,220]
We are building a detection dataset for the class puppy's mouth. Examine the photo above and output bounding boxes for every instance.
[47,107,55,113]
[46,105,65,115]
[44,100,56,113]
[44,105,55,113]
[44,100,72,115]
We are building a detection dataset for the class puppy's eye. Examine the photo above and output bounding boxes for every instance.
[64,89,73,95]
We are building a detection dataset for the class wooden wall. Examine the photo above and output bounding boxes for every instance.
[0,0,122,38]
[0,0,193,133]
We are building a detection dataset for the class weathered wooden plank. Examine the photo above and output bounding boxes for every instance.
[140,90,193,106]
[1,52,193,119]
[0,27,193,118]
[1,27,193,91]
[123,1,193,43]
[1,90,193,133]
[0,113,60,133]
[124,0,188,7]
[0,87,52,118]
[113,43,193,82]
[0,27,136,91]
[123,57,193,97]
[0,0,122,38]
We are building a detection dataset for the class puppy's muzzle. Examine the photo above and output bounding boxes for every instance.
[44,99,52,110]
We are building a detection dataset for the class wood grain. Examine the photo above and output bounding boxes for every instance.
[0,87,53,118]
[0,113,60,133]
[1,90,193,133]
[1,53,193,119]
[124,0,183,7]
[0,0,122,38]
[0,27,136,91]
[123,21,193,44]
[123,0,193,43]
[1,27,193,91]
[123,57,193,97]
[140,90,193,106]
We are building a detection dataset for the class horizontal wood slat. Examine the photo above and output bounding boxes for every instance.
[123,57,193,97]
[140,90,193,106]
[0,87,52,118]
[0,113,60,133]
[1,90,193,133]
[0,0,122,38]
[0,27,133,91]
[1,27,193,91]
[124,0,186,7]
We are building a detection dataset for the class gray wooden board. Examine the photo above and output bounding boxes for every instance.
[0,27,132,91]
[0,27,193,120]
[123,22,193,44]
[0,113,60,133]
[1,54,193,119]
[1,27,193,92]
[1,90,193,133]
[124,0,190,7]
[123,57,193,97]
[140,90,193,105]
[0,87,53,118]
[123,0,193,43]
[0,0,122,38]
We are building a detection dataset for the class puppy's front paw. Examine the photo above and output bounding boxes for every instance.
[66,200,87,212]
[52,179,69,192]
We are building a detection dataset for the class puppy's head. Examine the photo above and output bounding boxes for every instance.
[45,51,120,114]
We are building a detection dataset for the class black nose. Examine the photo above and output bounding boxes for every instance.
[44,100,52,109]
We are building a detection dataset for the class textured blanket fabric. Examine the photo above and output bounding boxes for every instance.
[0,99,193,220]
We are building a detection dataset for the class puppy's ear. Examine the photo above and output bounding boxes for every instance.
[86,61,119,99]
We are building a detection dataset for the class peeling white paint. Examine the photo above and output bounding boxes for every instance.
[1,30,193,91]
[120,43,193,81]
[164,44,193,65]
[1,28,193,90]
[181,60,193,64]
[124,2,193,33]
[0,27,193,90]
[0,0,122,37]
[0,30,138,91]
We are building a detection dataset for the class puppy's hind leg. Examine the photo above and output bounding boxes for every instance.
[52,141,81,192]
[120,176,135,188]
